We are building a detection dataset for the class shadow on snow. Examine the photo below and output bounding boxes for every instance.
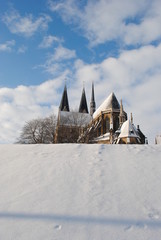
[0,212,160,228]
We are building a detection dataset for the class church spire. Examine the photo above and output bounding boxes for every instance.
[119,99,126,127]
[79,87,88,113]
[131,112,133,124]
[90,82,96,116]
[59,84,70,112]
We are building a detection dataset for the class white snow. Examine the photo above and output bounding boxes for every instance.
[94,132,110,141]
[0,144,161,239]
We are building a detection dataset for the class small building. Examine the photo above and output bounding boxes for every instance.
[155,135,161,144]
[116,119,145,144]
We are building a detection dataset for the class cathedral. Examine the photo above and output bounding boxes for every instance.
[55,83,146,144]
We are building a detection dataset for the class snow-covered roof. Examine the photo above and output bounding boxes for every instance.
[93,92,120,119]
[118,120,140,139]
[59,111,92,127]
[94,132,110,142]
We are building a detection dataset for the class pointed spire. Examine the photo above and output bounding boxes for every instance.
[59,84,70,112]
[131,113,133,124]
[90,82,96,116]
[79,87,88,113]
[120,99,123,114]
[119,99,126,127]
[91,82,95,102]
[137,125,146,144]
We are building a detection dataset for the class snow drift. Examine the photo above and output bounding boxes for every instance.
[0,144,161,240]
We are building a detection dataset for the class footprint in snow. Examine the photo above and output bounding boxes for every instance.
[136,222,147,229]
[148,209,160,220]
[124,225,133,231]
[124,223,147,231]
[54,225,62,230]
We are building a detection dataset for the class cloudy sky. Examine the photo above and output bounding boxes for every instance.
[0,0,161,143]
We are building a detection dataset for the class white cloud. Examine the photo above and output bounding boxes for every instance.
[48,0,79,18]
[124,1,161,45]
[42,45,76,75]
[0,77,65,143]
[0,40,15,52]
[39,35,63,48]
[2,8,52,37]
[52,45,76,61]
[48,0,161,46]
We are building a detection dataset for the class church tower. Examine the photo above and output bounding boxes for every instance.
[59,84,70,112]
[90,82,96,116]
[79,87,88,113]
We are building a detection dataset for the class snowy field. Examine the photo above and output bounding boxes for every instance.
[0,144,161,240]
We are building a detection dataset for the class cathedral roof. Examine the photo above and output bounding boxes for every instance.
[79,87,89,113]
[58,111,92,127]
[59,85,70,112]
[93,92,120,119]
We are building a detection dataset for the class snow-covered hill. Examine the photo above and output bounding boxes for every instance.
[0,144,161,240]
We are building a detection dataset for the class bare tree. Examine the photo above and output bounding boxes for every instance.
[18,114,57,144]
[43,114,57,143]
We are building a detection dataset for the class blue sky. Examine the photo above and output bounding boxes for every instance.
[0,0,161,143]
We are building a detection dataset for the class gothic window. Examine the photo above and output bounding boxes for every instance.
[113,116,119,131]
[106,117,110,132]
[98,126,101,136]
